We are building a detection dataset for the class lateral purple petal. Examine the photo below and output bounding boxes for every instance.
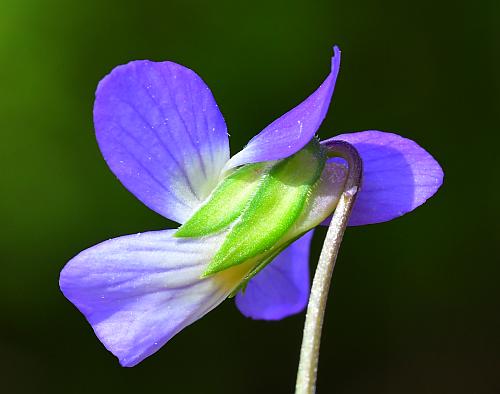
[59,230,237,367]
[94,60,230,224]
[235,231,313,320]
[323,130,443,226]
[225,47,341,169]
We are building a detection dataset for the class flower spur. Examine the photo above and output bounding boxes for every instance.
[59,46,443,368]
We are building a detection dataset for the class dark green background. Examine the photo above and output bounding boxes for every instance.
[1,0,499,393]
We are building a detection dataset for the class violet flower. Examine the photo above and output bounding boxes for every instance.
[59,47,443,369]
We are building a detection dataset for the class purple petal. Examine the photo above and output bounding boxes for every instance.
[235,231,313,320]
[322,130,443,226]
[60,230,242,367]
[94,61,230,224]
[225,47,341,169]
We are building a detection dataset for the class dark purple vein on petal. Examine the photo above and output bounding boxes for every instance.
[132,85,203,200]
[186,78,216,176]
[110,129,194,210]
[116,99,200,201]
[160,66,209,180]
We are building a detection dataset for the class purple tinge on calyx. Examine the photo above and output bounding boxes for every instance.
[235,231,313,320]
[322,130,444,226]
[94,60,230,224]
[225,47,341,169]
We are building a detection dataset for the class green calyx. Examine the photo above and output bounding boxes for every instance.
[204,139,326,276]
[175,138,329,279]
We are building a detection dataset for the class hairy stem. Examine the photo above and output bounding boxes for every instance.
[295,141,362,394]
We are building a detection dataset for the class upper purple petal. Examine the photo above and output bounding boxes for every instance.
[94,60,230,224]
[59,230,238,367]
[225,47,341,169]
[322,130,443,226]
[235,231,313,320]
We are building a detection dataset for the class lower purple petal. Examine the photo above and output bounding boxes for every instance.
[322,130,443,226]
[235,231,313,320]
[60,230,242,367]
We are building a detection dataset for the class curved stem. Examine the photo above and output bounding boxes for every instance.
[295,141,362,394]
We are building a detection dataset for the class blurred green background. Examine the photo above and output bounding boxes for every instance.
[1,0,499,393]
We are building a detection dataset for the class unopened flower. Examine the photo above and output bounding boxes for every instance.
[59,47,443,367]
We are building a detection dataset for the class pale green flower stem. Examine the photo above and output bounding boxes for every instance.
[295,141,363,394]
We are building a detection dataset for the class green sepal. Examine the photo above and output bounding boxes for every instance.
[227,231,306,298]
[203,140,326,277]
[175,163,268,238]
